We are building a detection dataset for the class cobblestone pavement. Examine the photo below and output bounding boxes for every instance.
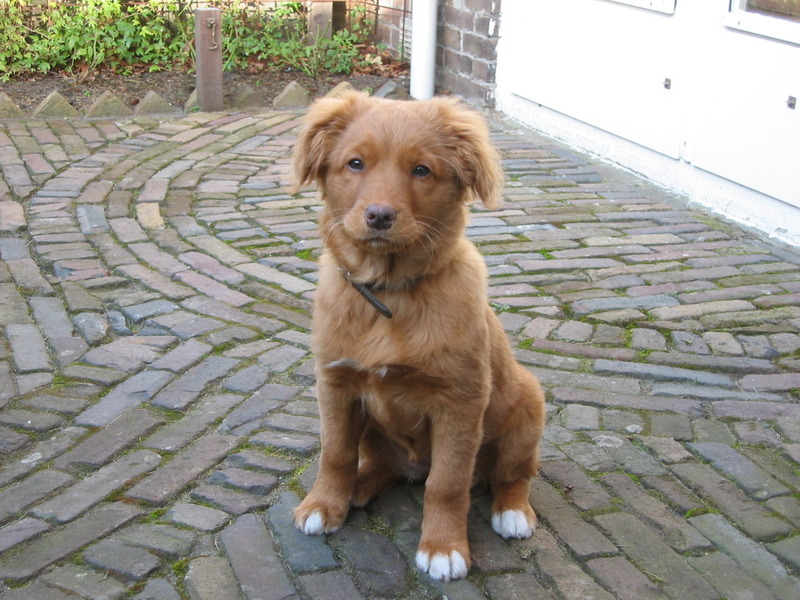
[0,104,799,600]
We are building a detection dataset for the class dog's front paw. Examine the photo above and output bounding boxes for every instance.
[491,509,536,540]
[297,510,328,534]
[294,500,347,535]
[415,548,469,582]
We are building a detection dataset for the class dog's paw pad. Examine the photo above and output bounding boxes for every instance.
[416,549,468,581]
[492,510,534,539]
[300,510,326,535]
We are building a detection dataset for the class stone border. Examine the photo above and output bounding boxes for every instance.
[0,79,410,121]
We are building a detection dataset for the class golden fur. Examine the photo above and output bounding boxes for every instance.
[292,92,545,582]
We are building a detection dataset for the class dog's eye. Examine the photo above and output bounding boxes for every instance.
[412,165,431,178]
[348,159,365,171]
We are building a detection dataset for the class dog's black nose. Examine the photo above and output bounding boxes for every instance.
[364,205,397,230]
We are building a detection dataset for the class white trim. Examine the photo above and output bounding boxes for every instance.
[496,90,800,248]
[724,5,800,45]
[604,0,676,15]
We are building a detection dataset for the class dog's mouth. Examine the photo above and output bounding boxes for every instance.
[355,229,406,251]
[364,233,393,245]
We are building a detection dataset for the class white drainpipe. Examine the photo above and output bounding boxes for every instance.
[410,0,438,100]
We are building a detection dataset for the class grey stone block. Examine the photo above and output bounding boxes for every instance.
[41,564,128,599]
[220,513,296,600]
[165,502,231,532]
[32,91,79,118]
[273,81,310,107]
[690,513,800,600]
[33,449,161,523]
[185,556,240,600]
[86,90,133,118]
[0,503,143,582]
[266,492,338,574]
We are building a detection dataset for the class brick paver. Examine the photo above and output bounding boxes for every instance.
[0,99,798,599]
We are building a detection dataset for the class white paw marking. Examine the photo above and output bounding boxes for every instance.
[416,550,468,582]
[492,510,534,539]
[301,510,325,535]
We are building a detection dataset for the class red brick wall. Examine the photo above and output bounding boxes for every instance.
[374,0,501,106]
[437,0,501,106]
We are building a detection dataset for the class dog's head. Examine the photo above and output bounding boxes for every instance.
[292,92,503,260]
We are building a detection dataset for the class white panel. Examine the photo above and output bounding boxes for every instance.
[498,0,800,208]
[501,0,683,158]
[686,25,800,206]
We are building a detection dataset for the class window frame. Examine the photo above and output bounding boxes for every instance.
[604,0,676,15]
[724,0,800,45]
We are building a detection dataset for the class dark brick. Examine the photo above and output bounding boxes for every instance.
[0,517,51,553]
[593,512,718,600]
[114,523,195,559]
[0,426,30,454]
[184,556,240,600]
[526,527,615,600]
[0,580,76,599]
[688,551,779,600]
[126,434,241,505]
[483,573,553,600]
[220,513,296,600]
[334,525,409,597]
[149,356,240,410]
[0,409,64,432]
[190,483,269,515]
[600,473,711,552]
[251,429,319,455]
[689,513,800,599]
[226,449,295,474]
[0,469,75,522]
[587,556,669,600]
[267,492,338,574]
[647,350,777,373]
[688,442,790,500]
[0,427,86,487]
[33,450,161,523]
[552,386,705,415]
[41,564,128,600]
[207,467,278,495]
[539,460,614,511]
[298,570,365,600]
[670,462,792,540]
[75,370,174,427]
[0,502,143,581]
[143,393,244,451]
[55,408,164,471]
[83,538,161,581]
[529,478,617,559]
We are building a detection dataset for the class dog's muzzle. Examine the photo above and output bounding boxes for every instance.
[364,204,396,230]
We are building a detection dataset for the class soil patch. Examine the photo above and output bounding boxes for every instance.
[0,65,409,115]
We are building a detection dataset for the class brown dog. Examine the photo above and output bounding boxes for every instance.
[292,92,545,581]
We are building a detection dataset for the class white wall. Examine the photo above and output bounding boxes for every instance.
[496,0,800,246]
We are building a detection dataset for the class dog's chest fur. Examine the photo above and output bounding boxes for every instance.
[315,273,492,466]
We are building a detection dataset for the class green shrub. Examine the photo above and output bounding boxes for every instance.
[0,0,374,82]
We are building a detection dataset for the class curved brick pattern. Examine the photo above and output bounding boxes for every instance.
[0,103,798,599]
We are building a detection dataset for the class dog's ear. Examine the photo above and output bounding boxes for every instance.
[435,99,504,210]
[292,91,371,190]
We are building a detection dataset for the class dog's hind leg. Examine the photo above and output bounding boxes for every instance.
[351,423,407,507]
[490,477,538,539]
[489,374,544,540]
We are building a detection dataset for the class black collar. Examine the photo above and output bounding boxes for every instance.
[339,268,394,319]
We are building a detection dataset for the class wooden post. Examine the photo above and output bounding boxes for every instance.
[309,1,333,41]
[195,8,223,112]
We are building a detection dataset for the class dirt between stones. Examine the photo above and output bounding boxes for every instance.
[0,68,409,115]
